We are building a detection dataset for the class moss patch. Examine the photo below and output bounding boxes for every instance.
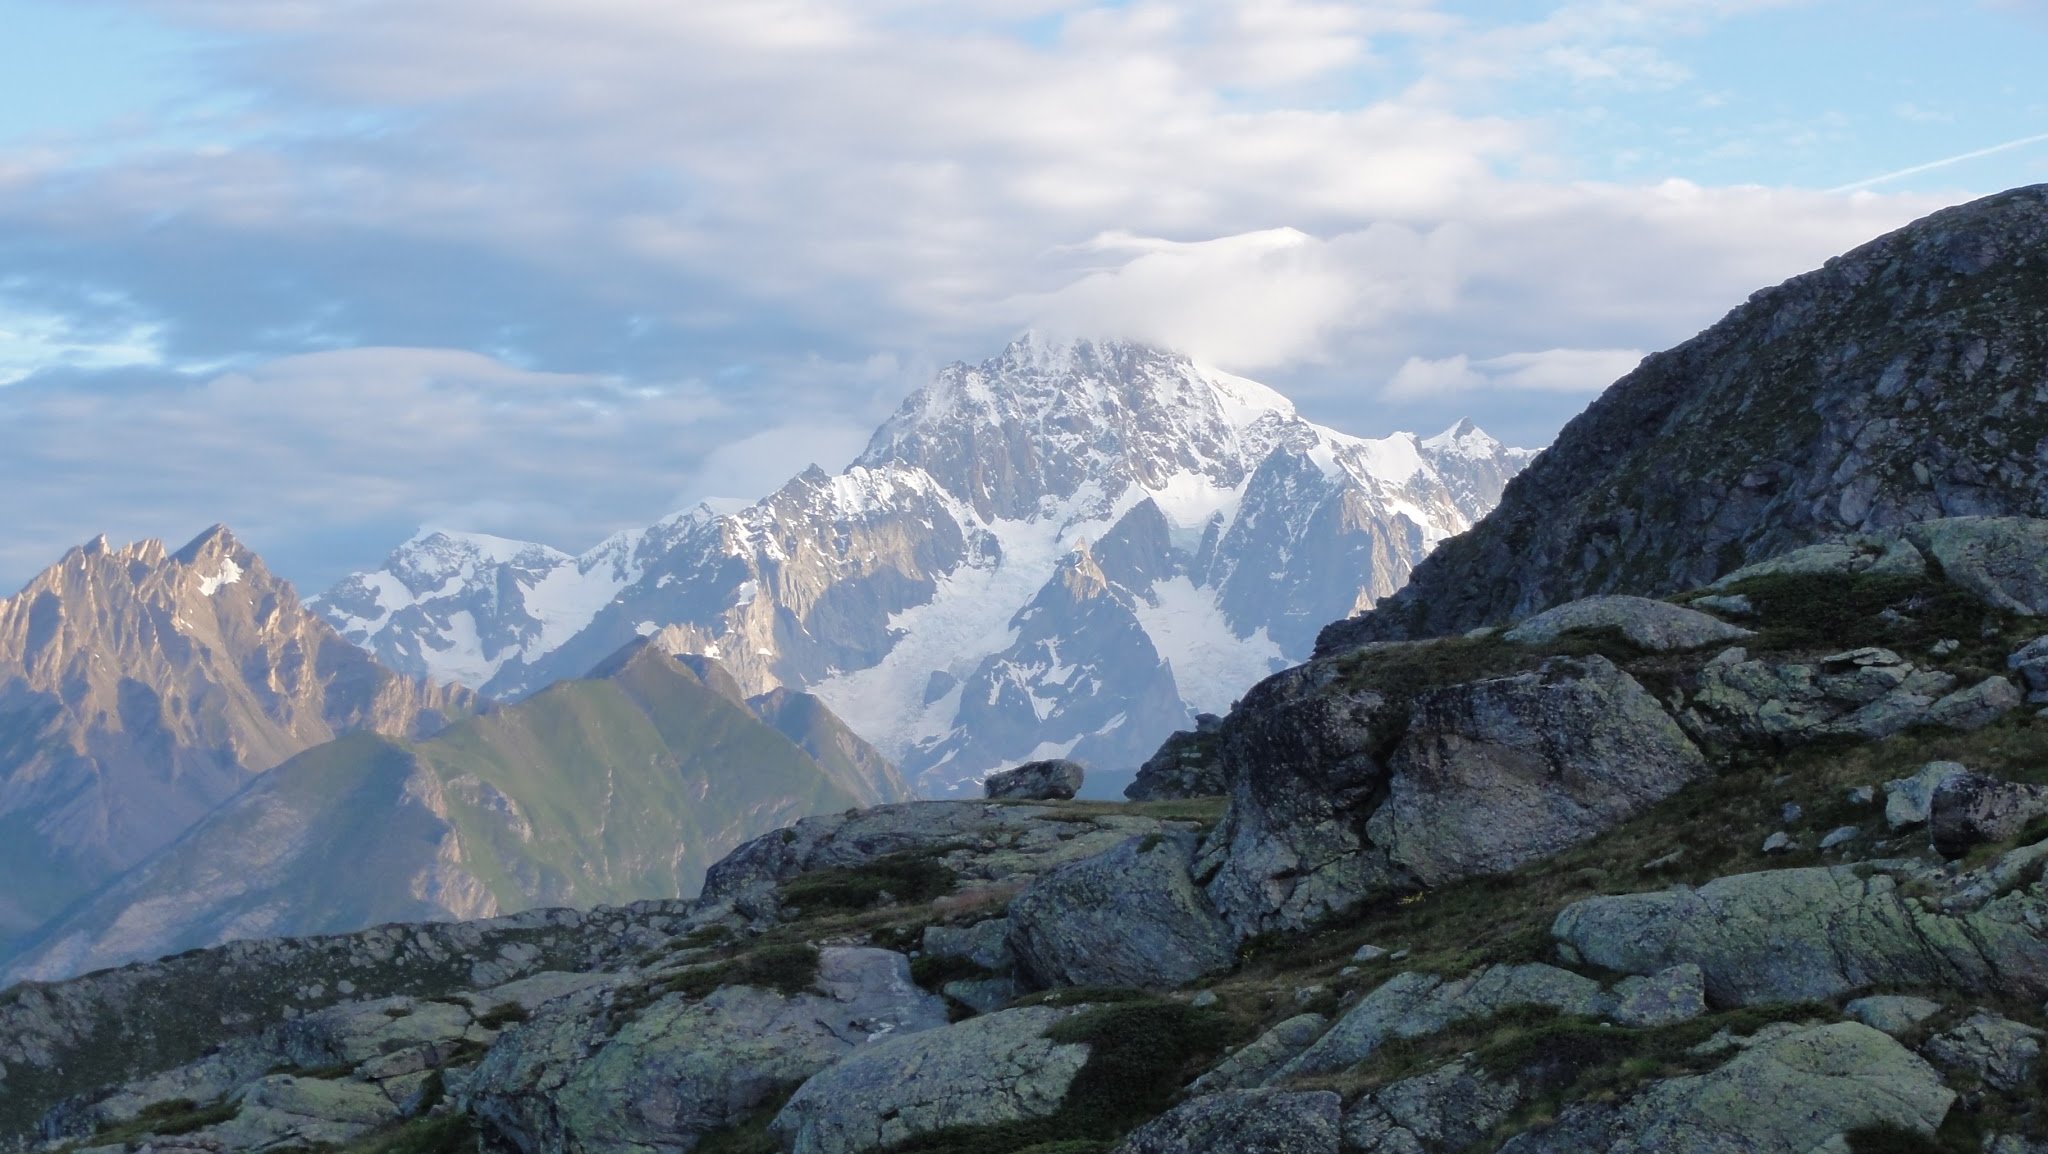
[778,850,962,913]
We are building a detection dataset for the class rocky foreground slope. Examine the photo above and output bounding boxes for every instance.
[0,527,472,952]
[4,515,2045,1154]
[1323,183,2048,650]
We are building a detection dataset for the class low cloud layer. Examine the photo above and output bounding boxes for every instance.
[0,0,2021,589]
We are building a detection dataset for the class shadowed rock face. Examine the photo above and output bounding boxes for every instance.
[0,526,472,946]
[1325,185,2048,651]
[1195,655,1708,939]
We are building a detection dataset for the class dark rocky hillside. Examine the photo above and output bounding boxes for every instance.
[1322,184,2048,651]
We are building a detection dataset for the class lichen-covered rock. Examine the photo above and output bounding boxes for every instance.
[771,1005,1089,1154]
[1688,647,1964,747]
[1845,994,1944,1036]
[1349,1059,1521,1152]
[1901,517,2048,616]
[1007,833,1235,989]
[1126,719,1226,801]
[1187,1013,1327,1095]
[466,948,949,1154]
[1502,595,1754,652]
[1367,656,1708,885]
[1922,1011,2044,1092]
[921,919,1014,973]
[1886,761,1970,829]
[1929,769,2048,857]
[1610,964,1707,1028]
[214,1076,402,1149]
[1551,861,2048,1006]
[1710,534,1930,587]
[1925,675,2025,732]
[1496,1022,1954,1154]
[984,759,1086,800]
[699,799,1204,920]
[1279,964,1609,1080]
[1110,1089,1341,1154]
[2010,637,2048,705]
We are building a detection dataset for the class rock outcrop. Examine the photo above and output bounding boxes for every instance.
[1552,853,2048,1006]
[1111,1089,1342,1154]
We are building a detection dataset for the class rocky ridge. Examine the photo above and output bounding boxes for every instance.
[0,527,472,951]
[1324,183,2048,651]
[318,339,1532,793]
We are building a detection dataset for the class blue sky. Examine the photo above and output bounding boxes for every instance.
[0,0,2041,590]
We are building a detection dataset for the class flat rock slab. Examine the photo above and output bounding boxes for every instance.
[1503,595,1755,652]
[1497,1022,1954,1154]
[772,1004,1090,1154]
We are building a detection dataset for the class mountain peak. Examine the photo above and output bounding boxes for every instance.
[171,524,244,566]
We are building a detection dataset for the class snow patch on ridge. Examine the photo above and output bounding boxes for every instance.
[197,558,243,597]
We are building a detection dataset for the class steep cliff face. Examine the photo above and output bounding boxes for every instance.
[0,527,471,946]
[1323,185,2048,651]
[320,338,1532,792]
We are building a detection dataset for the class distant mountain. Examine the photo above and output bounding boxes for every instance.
[0,526,471,952]
[318,338,1534,793]
[1322,184,2048,650]
[1,641,904,983]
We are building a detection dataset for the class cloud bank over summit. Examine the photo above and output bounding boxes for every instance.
[0,0,2042,587]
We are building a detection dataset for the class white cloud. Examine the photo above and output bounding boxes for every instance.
[1384,348,1645,400]
[0,0,1993,587]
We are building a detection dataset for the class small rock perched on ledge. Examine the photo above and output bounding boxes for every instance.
[983,759,1086,800]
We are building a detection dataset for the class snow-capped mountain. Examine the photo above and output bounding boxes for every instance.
[316,337,1535,794]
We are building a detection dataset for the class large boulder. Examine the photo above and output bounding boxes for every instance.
[1551,861,2048,1006]
[1930,769,2048,857]
[1110,1089,1341,1154]
[771,1005,1090,1154]
[1901,516,2048,616]
[1007,833,1235,989]
[1366,655,1709,884]
[1199,655,1708,938]
[1193,661,1410,938]
[465,948,949,1154]
[984,759,1086,800]
[1496,1022,1954,1154]
[1501,595,1754,652]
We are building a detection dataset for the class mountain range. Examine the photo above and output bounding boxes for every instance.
[0,526,471,953]
[0,639,901,984]
[316,337,1533,793]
